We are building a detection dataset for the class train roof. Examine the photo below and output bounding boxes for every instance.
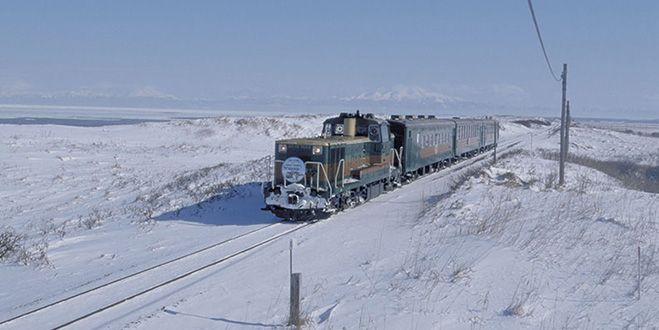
[451,118,496,124]
[388,115,495,127]
[388,115,454,126]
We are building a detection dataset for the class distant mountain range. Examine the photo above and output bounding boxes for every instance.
[0,85,525,119]
[340,85,462,104]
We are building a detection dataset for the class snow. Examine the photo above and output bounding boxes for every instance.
[0,110,658,329]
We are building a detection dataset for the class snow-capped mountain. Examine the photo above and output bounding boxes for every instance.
[342,85,462,104]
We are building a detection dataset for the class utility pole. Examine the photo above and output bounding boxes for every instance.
[564,101,571,163]
[559,64,568,186]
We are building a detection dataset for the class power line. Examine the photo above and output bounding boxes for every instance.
[527,0,561,82]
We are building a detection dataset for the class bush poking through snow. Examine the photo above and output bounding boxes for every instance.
[503,279,536,317]
[0,227,50,266]
[0,227,24,260]
[543,170,557,190]
[78,208,114,230]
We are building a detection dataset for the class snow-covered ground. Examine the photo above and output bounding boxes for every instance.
[1,111,658,329]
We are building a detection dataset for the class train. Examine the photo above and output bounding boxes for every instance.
[262,111,498,220]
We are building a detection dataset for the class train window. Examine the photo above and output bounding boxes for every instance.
[368,125,381,142]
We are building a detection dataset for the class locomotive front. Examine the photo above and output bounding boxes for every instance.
[263,112,399,220]
[263,136,333,220]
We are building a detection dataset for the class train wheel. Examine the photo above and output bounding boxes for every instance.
[358,186,368,203]
[348,191,358,208]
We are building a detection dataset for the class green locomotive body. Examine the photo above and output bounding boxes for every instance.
[264,112,400,220]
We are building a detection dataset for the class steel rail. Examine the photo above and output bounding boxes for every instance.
[51,222,311,329]
[0,220,285,326]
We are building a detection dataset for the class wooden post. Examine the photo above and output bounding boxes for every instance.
[493,145,497,163]
[289,239,294,276]
[289,273,302,327]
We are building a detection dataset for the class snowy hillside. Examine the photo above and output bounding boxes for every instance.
[1,112,658,329]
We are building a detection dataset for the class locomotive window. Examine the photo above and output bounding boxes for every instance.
[324,123,332,136]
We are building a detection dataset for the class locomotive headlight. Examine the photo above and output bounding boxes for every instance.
[278,144,287,153]
[312,146,323,155]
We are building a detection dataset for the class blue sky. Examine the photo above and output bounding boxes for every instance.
[0,1,657,119]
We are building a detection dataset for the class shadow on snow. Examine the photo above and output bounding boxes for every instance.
[156,182,279,226]
[163,309,279,328]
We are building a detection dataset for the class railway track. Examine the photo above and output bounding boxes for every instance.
[0,137,525,329]
[0,221,311,329]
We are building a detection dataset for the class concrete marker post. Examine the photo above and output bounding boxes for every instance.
[290,273,302,327]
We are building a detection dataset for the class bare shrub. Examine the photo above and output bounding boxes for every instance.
[39,218,67,240]
[0,227,25,260]
[544,171,557,190]
[16,241,50,266]
[0,227,50,266]
[503,279,536,317]
[449,262,472,283]
[575,172,593,193]
[78,208,114,229]
[497,148,529,161]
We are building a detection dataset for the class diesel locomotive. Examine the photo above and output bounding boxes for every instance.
[262,111,498,220]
